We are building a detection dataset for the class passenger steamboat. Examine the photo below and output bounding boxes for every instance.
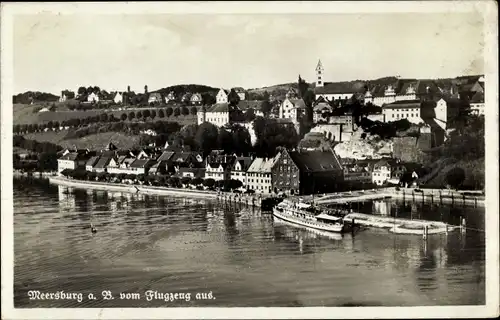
[272,199,347,233]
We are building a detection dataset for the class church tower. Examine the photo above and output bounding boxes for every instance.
[316,59,324,87]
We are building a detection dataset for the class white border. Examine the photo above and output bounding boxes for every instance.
[1,1,498,319]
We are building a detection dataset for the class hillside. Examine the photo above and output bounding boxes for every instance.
[22,131,142,150]
[153,84,219,96]
[13,104,197,126]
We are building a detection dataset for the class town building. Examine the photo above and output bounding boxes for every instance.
[230,156,253,187]
[87,92,99,103]
[365,79,439,107]
[205,161,232,181]
[114,92,123,104]
[148,92,163,104]
[216,88,230,104]
[247,157,276,194]
[190,93,203,105]
[197,103,230,127]
[381,100,424,124]
[59,91,68,102]
[314,59,365,101]
[371,159,407,186]
[270,149,300,195]
[165,91,176,103]
[287,148,344,195]
[232,87,246,101]
[57,150,90,174]
[469,91,485,115]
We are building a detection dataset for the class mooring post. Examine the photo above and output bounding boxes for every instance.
[351,218,356,235]
[423,225,428,240]
[462,194,466,207]
[461,218,466,234]
[403,189,405,202]
[474,197,477,208]
[440,191,443,205]
[412,190,415,202]
[430,193,434,206]
[451,193,454,206]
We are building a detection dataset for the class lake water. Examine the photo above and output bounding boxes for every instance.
[13,177,485,307]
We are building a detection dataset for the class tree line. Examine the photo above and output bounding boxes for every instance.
[14,106,197,135]
[60,168,251,192]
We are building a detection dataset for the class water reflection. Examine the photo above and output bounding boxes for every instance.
[13,178,485,307]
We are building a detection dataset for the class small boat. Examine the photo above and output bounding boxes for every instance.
[272,199,347,233]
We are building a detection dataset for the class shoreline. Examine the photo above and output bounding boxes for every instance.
[48,176,218,200]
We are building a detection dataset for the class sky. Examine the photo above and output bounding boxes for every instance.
[13,12,485,95]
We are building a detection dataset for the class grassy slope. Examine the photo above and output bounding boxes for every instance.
[22,131,142,150]
[424,158,485,189]
[13,103,197,125]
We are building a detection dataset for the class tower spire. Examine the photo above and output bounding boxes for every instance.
[316,59,324,87]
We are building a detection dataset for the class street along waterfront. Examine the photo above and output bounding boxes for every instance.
[14,177,484,307]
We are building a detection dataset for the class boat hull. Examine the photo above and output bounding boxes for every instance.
[272,208,344,233]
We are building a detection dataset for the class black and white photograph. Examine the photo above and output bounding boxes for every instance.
[1,1,498,319]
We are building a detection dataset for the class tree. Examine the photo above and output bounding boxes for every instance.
[196,122,219,155]
[203,178,215,188]
[121,113,128,121]
[217,127,234,152]
[244,108,256,122]
[150,110,157,120]
[128,112,135,121]
[168,176,181,188]
[229,179,243,190]
[143,109,151,119]
[228,89,240,107]
[191,177,203,186]
[174,108,181,117]
[158,109,165,118]
[166,107,173,117]
[260,100,272,115]
[202,93,216,105]
[136,111,143,119]
[77,87,87,96]
[190,106,198,116]
[298,75,309,98]
[181,106,190,116]
[445,167,466,189]
[100,113,108,122]
[181,176,192,186]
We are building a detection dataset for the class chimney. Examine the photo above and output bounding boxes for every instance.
[127,85,130,93]
[145,85,148,94]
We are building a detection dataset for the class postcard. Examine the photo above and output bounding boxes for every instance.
[1,1,498,319]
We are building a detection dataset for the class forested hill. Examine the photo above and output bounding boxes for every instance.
[13,91,59,104]
[153,84,219,96]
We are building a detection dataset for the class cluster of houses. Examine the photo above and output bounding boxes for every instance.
[58,137,424,195]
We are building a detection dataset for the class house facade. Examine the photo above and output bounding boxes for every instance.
[270,149,300,195]
[190,93,203,105]
[246,157,275,194]
[87,92,99,103]
[216,89,229,104]
[57,151,90,174]
[114,92,123,104]
[148,93,163,104]
[205,162,231,181]
[287,149,344,195]
[382,100,424,124]
[279,98,306,120]
[233,87,246,101]
[197,103,230,127]
[230,156,253,187]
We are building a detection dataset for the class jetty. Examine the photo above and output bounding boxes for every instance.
[343,212,458,235]
[311,187,484,208]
